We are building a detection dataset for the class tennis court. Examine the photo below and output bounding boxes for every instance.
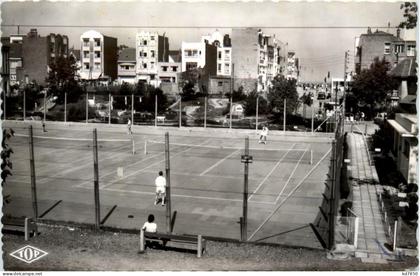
[4,121,332,248]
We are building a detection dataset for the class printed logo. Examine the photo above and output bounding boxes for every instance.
[10,245,48,264]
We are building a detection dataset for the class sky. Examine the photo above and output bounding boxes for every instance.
[0,1,409,82]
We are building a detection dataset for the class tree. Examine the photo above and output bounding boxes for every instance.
[243,90,269,116]
[399,2,417,29]
[267,75,299,115]
[300,92,313,118]
[352,57,398,118]
[178,68,208,101]
[46,55,82,104]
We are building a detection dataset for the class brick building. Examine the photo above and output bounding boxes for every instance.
[355,28,416,74]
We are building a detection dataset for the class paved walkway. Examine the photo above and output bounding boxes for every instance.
[346,131,389,263]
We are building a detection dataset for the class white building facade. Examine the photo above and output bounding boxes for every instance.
[79,30,117,82]
[136,31,168,87]
[201,30,232,76]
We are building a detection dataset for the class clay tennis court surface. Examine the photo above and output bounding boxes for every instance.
[4,121,332,249]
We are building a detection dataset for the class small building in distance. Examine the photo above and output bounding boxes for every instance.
[117,47,136,84]
[79,30,118,83]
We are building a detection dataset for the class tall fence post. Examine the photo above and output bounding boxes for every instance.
[241,136,251,241]
[93,128,100,229]
[283,98,286,132]
[86,93,89,124]
[43,90,47,122]
[179,96,182,128]
[64,92,67,123]
[328,139,337,249]
[204,96,207,128]
[229,64,234,130]
[131,93,134,126]
[154,94,157,127]
[108,93,111,125]
[29,125,38,219]
[165,132,172,233]
[311,105,314,133]
[3,87,6,120]
[23,89,26,121]
[256,95,259,132]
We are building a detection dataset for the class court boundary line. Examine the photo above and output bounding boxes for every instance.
[199,148,241,176]
[76,185,276,205]
[98,138,212,190]
[274,149,308,203]
[248,143,296,201]
[15,133,131,142]
[247,147,332,241]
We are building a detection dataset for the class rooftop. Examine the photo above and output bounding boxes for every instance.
[390,57,416,78]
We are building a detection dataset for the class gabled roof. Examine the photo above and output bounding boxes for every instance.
[390,58,416,78]
[118,48,136,62]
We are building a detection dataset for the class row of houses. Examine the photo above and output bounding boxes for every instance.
[1,28,299,96]
[354,27,417,185]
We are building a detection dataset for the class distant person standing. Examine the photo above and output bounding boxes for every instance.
[360,111,365,121]
[127,119,132,135]
[42,120,47,133]
[154,171,166,206]
[259,125,269,144]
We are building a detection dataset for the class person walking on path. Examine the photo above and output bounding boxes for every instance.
[259,125,269,144]
[42,120,47,133]
[127,119,132,135]
[154,171,166,206]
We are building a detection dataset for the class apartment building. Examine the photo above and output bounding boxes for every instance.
[201,30,232,76]
[286,51,299,80]
[117,48,136,84]
[231,28,286,94]
[1,36,23,88]
[79,30,118,82]
[136,31,169,87]
[355,28,416,74]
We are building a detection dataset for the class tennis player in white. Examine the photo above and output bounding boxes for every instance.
[154,171,166,206]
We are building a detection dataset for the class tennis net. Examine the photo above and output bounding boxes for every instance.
[144,139,314,164]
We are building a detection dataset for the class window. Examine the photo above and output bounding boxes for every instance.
[151,50,155,58]
[407,45,416,56]
[186,62,197,71]
[218,81,223,87]
[95,51,101,58]
[394,44,404,54]
[94,63,101,69]
[94,39,100,47]
[172,66,178,72]
[143,63,147,69]
[84,63,89,69]
[218,51,222,60]
[150,74,155,80]
[150,36,155,41]
[84,51,89,58]
[143,40,147,46]
[143,52,147,57]
[162,66,168,72]
[151,62,155,69]
[83,39,89,47]
[193,50,198,56]
[125,66,129,70]
[384,42,391,54]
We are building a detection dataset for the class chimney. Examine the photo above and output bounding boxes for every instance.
[367,27,372,34]
[28,28,38,38]
[397,28,401,39]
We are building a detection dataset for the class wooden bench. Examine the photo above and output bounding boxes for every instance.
[139,230,206,257]
[2,217,37,241]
